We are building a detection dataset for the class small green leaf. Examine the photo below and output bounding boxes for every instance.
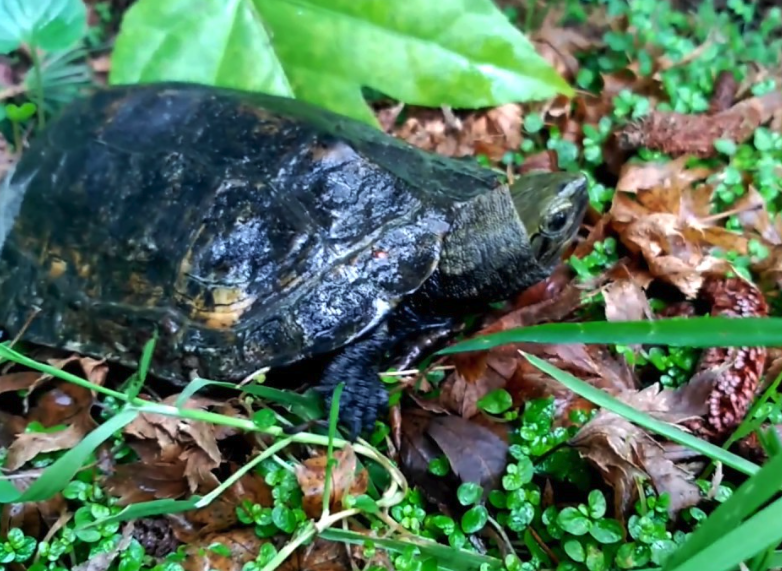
[516,456,534,486]
[352,494,380,514]
[477,389,513,414]
[430,515,456,535]
[588,490,607,519]
[5,103,37,122]
[461,505,488,534]
[272,506,297,533]
[110,0,572,126]
[589,519,623,544]
[558,507,591,536]
[207,543,232,557]
[0,0,87,54]
[488,490,507,509]
[564,539,585,562]
[252,409,277,430]
[457,483,483,506]
[585,543,607,571]
[615,543,650,569]
[714,138,737,156]
[428,455,451,476]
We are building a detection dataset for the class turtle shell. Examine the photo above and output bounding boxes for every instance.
[0,82,503,382]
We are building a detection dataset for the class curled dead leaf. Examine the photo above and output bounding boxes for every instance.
[295,445,368,519]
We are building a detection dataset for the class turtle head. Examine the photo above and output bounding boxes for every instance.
[509,171,589,270]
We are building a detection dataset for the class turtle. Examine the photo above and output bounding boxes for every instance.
[0,81,589,438]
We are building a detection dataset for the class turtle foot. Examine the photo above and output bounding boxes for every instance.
[316,326,391,440]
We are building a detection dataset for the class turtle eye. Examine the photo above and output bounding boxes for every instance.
[542,202,572,236]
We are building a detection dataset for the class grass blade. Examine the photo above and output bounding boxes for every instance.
[80,497,203,528]
[664,495,782,571]
[662,446,782,569]
[319,528,500,571]
[439,317,782,354]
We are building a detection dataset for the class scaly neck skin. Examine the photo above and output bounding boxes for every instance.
[413,188,550,316]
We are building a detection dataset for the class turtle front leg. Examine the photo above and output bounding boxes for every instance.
[316,322,393,440]
[317,302,456,439]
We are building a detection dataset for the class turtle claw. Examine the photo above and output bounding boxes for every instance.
[317,327,391,440]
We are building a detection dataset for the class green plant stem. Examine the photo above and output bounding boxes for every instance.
[29,47,46,129]
[194,435,296,509]
[11,120,21,150]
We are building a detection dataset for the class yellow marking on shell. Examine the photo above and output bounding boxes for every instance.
[174,223,204,292]
[188,288,257,330]
[122,273,164,307]
[241,105,285,134]
[77,265,92,279]
[48,257,67,279]
[277,272,301,291]
[309,140,355,165]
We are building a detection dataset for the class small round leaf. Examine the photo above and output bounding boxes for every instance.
[587,490,606,519]
[615,542,650,569]
[272,506,296,533]
[457,482,483,506]
[461,505,488,534]
[252,409,277,429]
[477,389,513,414]
[589,519,623,544]
[564,539,585,562]
[557,507,591,536]
[585,544,607,571]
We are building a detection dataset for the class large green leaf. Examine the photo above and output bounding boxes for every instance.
[109,0,572,125]
[0,0,87,54]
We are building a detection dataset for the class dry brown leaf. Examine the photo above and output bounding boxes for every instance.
[531,17,602,81]
[1,470,67,540]
[103,462,188,505]
[120,395,245,492]
[385,103,524,163]
[734,185,782,245]
[426,415,509,491]
[28,381,94,427]
[603,279,653,323]
[709,70,739,114]
[570,382,707,520]
[165,471,273,542]
[5,414,95,471]
[616,156,713,195]
[295,445,368,519]
[609,190,740,297]
[181,528,265,571]
[0,372,40,396]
